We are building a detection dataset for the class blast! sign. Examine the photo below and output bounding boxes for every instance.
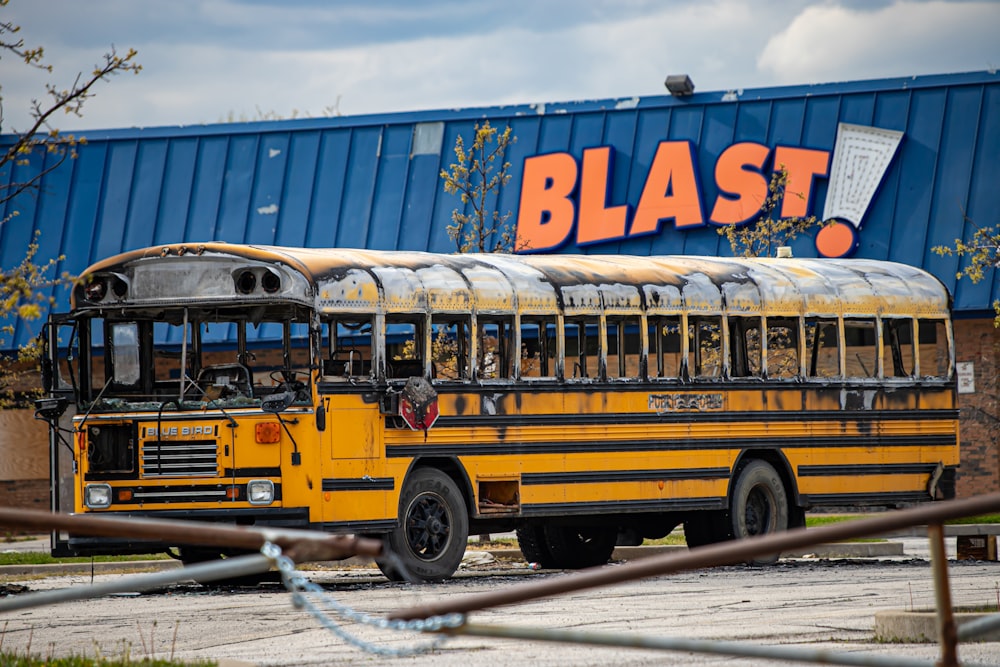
[513,123,902,258]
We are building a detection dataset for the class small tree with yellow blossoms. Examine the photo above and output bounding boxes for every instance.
[440,120,517,253]
[0,0,141,405]
[934,219,1000,326]
[717,166,824,258]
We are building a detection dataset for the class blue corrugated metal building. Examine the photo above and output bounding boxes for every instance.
[2,70,998,349]
[2,69,999,497]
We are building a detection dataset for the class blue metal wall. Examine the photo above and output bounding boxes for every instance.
[2,70,998,351]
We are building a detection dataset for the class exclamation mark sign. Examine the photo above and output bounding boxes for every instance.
[816,123,903,258]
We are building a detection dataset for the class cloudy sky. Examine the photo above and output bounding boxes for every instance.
[2,0,998,132]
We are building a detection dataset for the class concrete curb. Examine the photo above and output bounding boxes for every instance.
[0,542,903,577]
[874,609,1000,643]
[1,559,183,577]
[877,524,1000,538]
[544,542,902,562]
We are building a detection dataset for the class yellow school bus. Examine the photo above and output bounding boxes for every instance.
[39,243,958,580]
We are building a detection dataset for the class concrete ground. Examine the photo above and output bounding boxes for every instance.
[1,533,997,666]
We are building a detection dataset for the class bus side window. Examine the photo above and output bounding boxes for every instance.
[387,317,426,379]
[688,316,722,379]
[431,316,470,381]
[477,317,513,380]
[883,318,915,378]
[564,317,598,380]
[606,317,641,380]
[918,319,951,378]
[844,318,878,378]
[520,317,555,378]
[648,315,682,379]
[728,316,762,378]
[805,318,840,378]
[325,317,373,379]
[766,318,800,379]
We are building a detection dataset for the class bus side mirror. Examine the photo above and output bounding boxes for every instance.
[38,330,53,393]
[34,397,68,422]
[261,391,295,414]
[316,401,326,431]
[41,355,53,393]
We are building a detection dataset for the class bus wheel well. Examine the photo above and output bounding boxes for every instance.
[732,449,802,525]
[409,457,474,517]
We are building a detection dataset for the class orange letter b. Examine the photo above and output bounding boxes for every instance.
[515,153,579,252]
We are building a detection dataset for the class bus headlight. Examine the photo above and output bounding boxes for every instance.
[248,480,274,505]
[84,484,112,509]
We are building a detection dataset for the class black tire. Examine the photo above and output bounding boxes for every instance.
[542,525,617,569]
[179,547,219,566]
[377,468,468,582]
[683,511,732,549]
[515,525,557,568]
[729,460,789,564]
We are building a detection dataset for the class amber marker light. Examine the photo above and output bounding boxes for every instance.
[256,422,281,443]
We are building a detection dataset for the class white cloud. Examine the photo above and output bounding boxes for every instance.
[2,1,995,132]
[758,1,1000,83]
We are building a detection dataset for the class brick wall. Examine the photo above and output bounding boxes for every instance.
[954,318,1000,497]
[0,479,48,511]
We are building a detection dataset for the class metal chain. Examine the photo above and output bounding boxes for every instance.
[261,542,465,657]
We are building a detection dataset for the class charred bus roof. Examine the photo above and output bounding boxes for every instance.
[71,242,952,319]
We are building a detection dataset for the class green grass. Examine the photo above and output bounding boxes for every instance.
[805,513,1000,527]
[806,515,861,528]
[643,533,687,546]
[0,552,171,567]
[0,655,213,667]
[945,513,1000,525]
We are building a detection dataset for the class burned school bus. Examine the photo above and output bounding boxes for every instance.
[37,243,958,580]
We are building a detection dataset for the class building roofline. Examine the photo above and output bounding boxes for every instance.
[2,70,997,143]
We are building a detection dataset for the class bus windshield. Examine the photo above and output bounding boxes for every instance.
[71,305,314,411]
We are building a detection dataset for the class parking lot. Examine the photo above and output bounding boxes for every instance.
[2,538,1000,666]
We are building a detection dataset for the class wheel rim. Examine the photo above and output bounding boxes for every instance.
[744,485,775,536]
[576,528,604,548]
[405,492,452,561]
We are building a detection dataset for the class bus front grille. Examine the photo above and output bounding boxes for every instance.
[141,440,219,478]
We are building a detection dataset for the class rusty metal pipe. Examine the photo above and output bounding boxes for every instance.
[928,523,958,667]
[0,507,383,563]
[0,554,273,613]
[956,612,1000,641]
[391,493,1000,621]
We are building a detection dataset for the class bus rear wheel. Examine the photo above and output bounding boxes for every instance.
[378,468,468,582]
[683,511,732,549]
[729,460,788,564]
[542,525,616,569]
[515,525,557,568]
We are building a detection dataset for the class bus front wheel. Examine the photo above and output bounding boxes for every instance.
[378,468,468,582]
[729,460,788,564]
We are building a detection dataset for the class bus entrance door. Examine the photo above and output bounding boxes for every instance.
[322,396,391,526]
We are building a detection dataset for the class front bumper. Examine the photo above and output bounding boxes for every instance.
[53,507,311,557]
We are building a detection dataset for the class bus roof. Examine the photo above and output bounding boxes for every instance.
[75,243,952,319]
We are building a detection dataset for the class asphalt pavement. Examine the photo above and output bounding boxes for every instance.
[2,549,998,666]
